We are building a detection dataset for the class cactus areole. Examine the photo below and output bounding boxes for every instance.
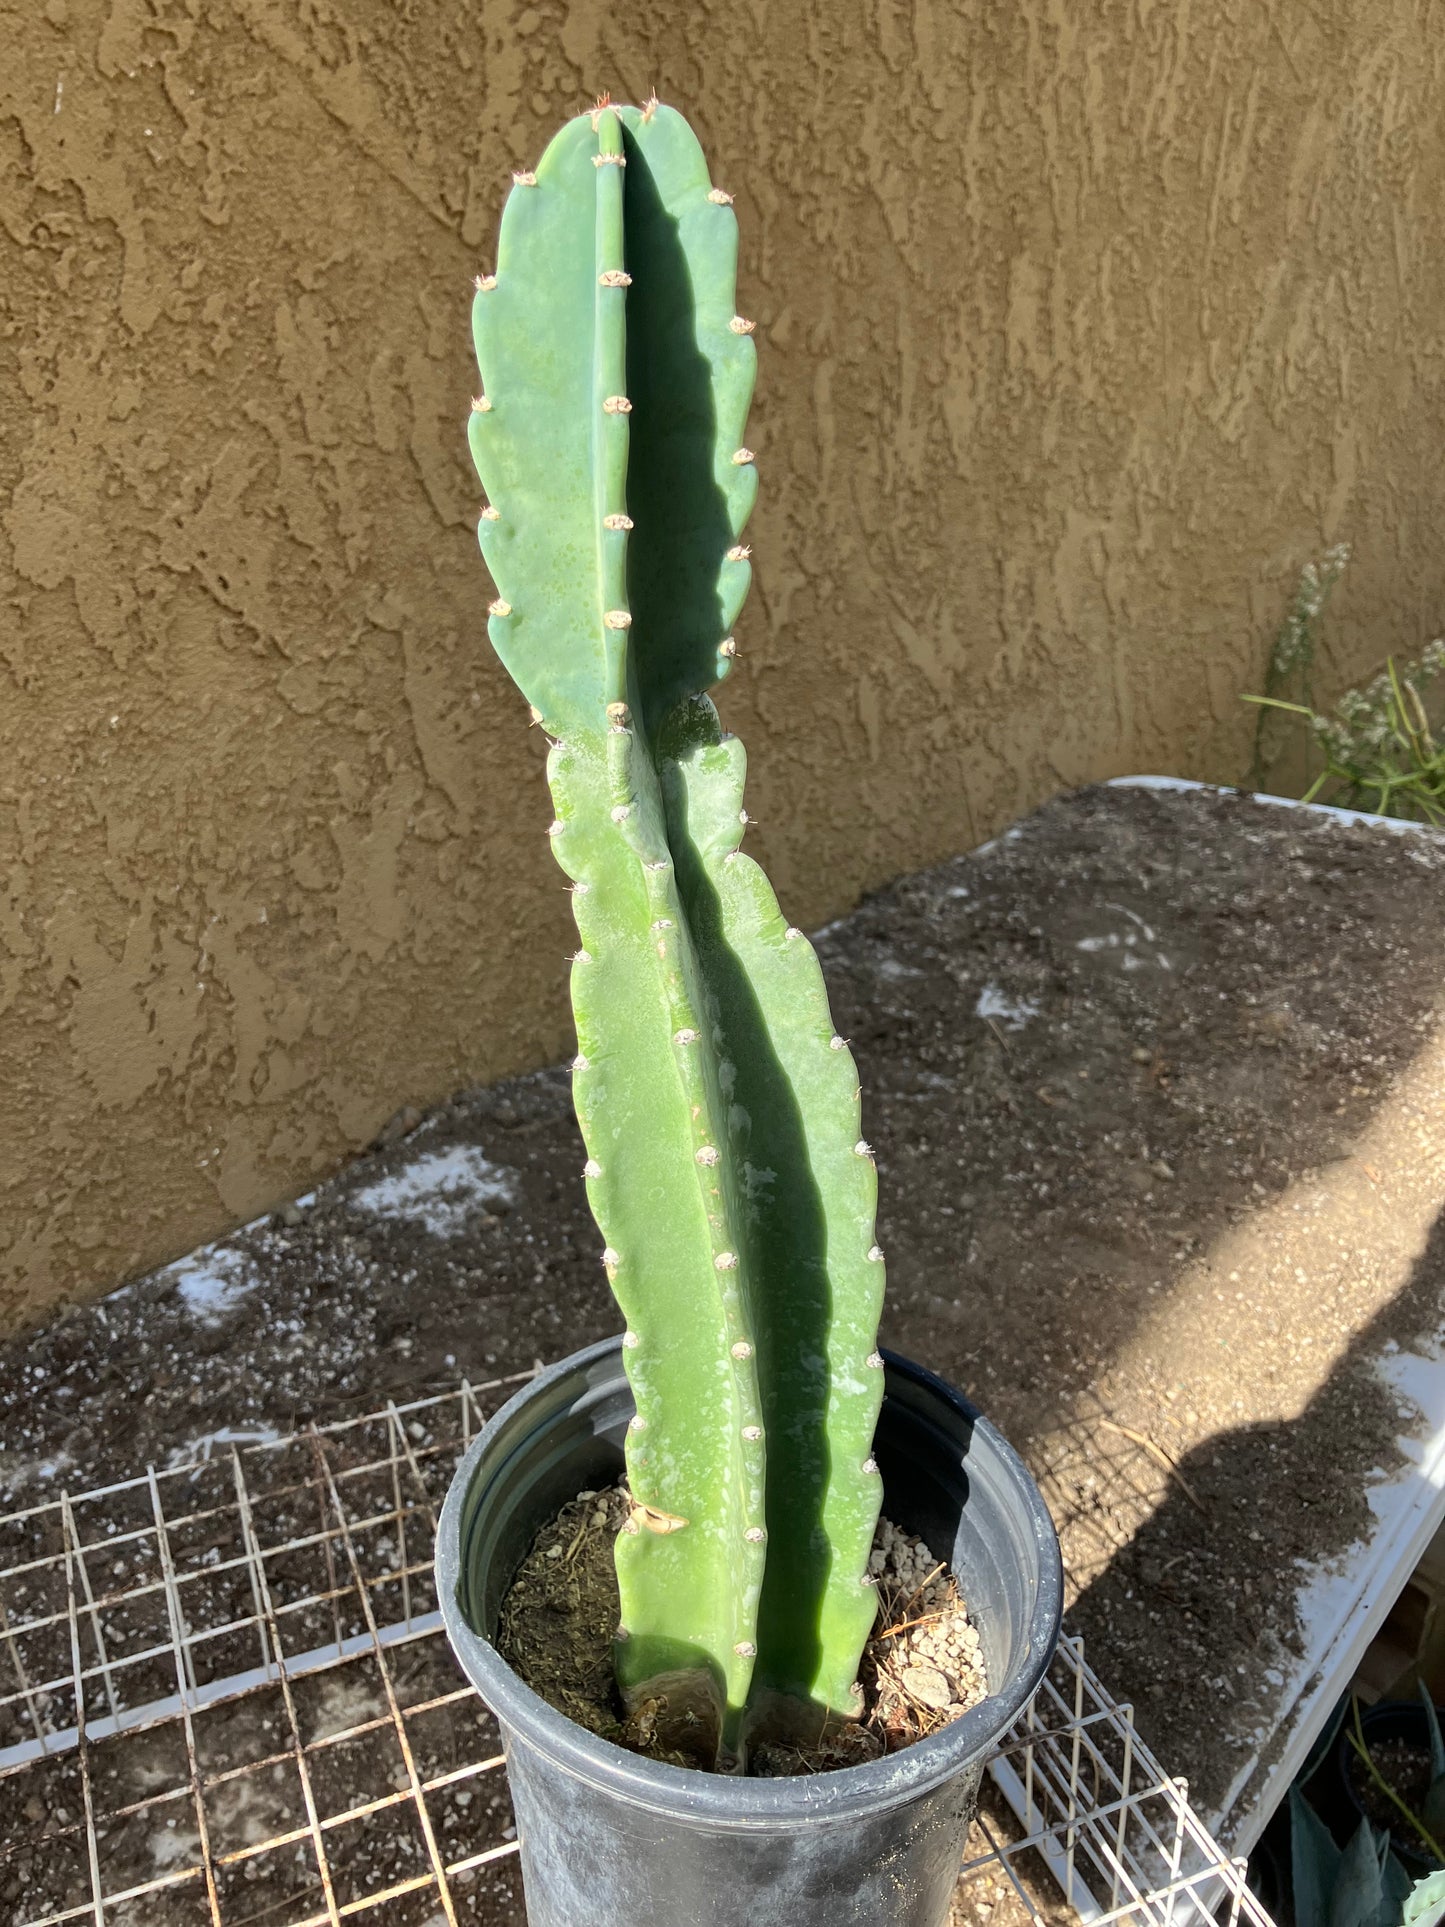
[467,100,886,1769]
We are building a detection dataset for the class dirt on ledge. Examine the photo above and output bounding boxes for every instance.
[3,780,1445,1889]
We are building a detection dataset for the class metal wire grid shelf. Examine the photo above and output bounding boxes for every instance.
[0,1377,1275,1927]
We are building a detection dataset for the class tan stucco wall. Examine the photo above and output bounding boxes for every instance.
[2,2,1442,1330]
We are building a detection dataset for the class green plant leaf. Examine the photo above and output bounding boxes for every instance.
[1404,1868,1445,1927]
[1302,1693,1355,1782]
[1330,1819,1389,1927]
[1421,1686,1445,1784]
[1292,1784,1344,1927]
[1380,1834,1419,1927]
[1423,1778,1445,1848]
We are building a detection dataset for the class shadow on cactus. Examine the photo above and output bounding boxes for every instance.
[466,99,885,1770]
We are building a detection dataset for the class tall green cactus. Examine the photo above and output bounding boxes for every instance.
[468,98,886,1767]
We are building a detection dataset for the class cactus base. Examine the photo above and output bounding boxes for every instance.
[438,1337,1062,1927]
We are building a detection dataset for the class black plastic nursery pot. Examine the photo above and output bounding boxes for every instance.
[437,1337,1063,1926]
[1337,1700,1445,1873]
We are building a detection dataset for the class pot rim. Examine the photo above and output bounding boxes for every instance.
[437,1336,1063,1825]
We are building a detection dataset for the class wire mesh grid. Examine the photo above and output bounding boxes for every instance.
[0,1377,1273,1927]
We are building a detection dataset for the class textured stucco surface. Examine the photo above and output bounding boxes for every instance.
[2,1,1443,1330]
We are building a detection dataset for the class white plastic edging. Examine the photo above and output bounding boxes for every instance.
[1212,1347,1445,1856]
[1106,773,1445,841]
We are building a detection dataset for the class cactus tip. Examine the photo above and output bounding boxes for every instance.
[640,90,659,123]
[725,544,751,562]
[471,394,493,413]
[784,926,803,941]
[473,272,498,293]
[830,1034,847,1050]
[741,1424,762,1441]
[601,1244,621,1266]
[861,1457,879,1476]
[744,1525,766,1542]
[599,269,632,288]
[604,608,633,629]
[715,1251,740,1272]
[512,169,537,186]
[603,512,634,530]
[488,597,511,617]
[719,636,737,658]
[729,315,756,335]
[708,187,734,205]
[674,1027,700,1045]
[573,1053,590,1071]
[695,1144,720,1166]
[480,504,501,521]
[866,1351,885,1369]
[731,446,755,465]
[734,1640,757,1657]
[584,1158,603,1179]
[854,1139,873,1158]
[592,150,627,167]
[610,803,631,822]
[868,1245,885,1263]
[622,1328,640,1347]
[603,394,633,414]
[628,1414,647,1432]
[729,1336,752,1355]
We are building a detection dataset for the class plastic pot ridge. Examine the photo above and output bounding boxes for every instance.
[437,1337,1062,1925]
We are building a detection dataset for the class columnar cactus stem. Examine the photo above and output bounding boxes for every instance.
[468,100,884,1764]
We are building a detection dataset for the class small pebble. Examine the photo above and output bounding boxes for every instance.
[900,1665,952,1709]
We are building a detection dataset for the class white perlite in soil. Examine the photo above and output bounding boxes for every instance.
[865,1517,988,1738]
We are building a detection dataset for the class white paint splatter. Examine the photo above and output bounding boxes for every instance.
[351,1146,517,1239]
[166,1424,282,1469]
[1074,902,1172,971]
[166,1248,256,1323]
[0,1449,73,1492]
[149,1822,201,1869]
[311,1672,384,1741]
[874,955,923,982]
[975,985,1041,1030]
